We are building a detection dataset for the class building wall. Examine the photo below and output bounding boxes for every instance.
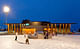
[25,25,46,31]
[31,22,41,26]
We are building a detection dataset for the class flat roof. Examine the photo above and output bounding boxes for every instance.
[4,21,77,24]
[7,23,77,24]
[51,23,77,24]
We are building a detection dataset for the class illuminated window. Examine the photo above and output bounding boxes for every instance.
[26,23,29,26]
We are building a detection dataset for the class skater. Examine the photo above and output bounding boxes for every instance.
[24,32,26,38]
[55,32,57,36]
[44,32,46,39]
[46,32,49,39]
[25,34,29,44]
[52,32,55,36]
[15,32,18,41]
[28,32,32,38]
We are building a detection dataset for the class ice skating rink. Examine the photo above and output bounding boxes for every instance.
[0,35,80,49]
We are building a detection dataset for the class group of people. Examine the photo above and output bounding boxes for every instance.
[15,32,29,44]
[44,31,58,39]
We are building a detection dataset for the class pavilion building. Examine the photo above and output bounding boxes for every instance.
[6,20,76,34]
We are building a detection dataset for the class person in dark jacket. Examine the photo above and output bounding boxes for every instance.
[25,34,29,44]
[15,32,18,41]
[46,32,49,39]
[44,32,46,39]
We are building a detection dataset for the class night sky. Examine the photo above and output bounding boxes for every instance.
[0,0,80,31]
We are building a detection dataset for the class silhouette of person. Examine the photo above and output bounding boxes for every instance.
[15,32,18,41]
[25,34,29,44]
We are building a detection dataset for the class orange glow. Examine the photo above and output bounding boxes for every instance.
[44,28,55,30]
[44,28,47,30]
[8,24,9,33]
[22,28,36,34]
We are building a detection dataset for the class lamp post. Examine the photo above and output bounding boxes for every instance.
[3,6,10,31]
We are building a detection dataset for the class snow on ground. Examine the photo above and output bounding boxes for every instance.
[0,35,80,49]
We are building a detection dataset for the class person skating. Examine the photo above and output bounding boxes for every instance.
[25,34,29,44]
[46,32,49,39]
[44,32,46,39]
[15,32,18,41]
[24,32,26,38]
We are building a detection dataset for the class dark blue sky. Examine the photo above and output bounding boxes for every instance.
[0,0,80,31]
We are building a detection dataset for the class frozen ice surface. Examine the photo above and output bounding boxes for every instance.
[0,35,80,49]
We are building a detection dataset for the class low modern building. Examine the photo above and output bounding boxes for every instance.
[6,20,76,34]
